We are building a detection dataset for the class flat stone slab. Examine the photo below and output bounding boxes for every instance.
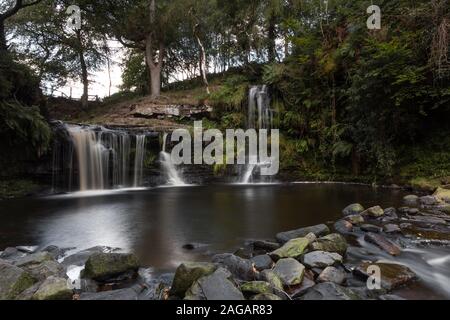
[364,233,401,256]
[354,262,416,291]
[276,224,330,243]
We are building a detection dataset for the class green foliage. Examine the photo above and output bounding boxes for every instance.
[210,75,249,110]
[0,101,52,161]
[120,51,149,95]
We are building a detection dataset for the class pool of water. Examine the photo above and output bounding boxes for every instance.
[0,183,406,269]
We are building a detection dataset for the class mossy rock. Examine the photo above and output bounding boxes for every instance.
[170,262,217,298]
[81,252,139,281]
[361,206,384,217]
[251,293,282,300]
[240,281,272,295]
[310,233,348,255]
[269,237,309,260]
[342,203,365,216]
[434,187,450,202]
[32,276,73,300]
[0,261,37,300]
[260,270,284,291]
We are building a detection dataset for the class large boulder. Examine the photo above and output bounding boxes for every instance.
[170,262,216,298]
[302,251,343,269]
[0,260,37,300]
[81,252,140,281]
[354,262,416,291]
[301,282,361,300]
[342,203,365,216]
[32,276,73,300]
[309,233,348,255]
[361,206,385,218]
[212,254,256,281]
[276,224,330,244]
[184,268,244,300]
[272,258,305,286]
[269,237,309,260]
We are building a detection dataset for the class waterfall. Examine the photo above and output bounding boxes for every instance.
[64,124,147,191]
[241,86,275,183]
[133,135,146,187]
[160,133,185,186]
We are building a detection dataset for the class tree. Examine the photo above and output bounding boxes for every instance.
[0,0,42,52]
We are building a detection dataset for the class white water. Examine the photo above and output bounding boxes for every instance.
[160,133,185,186]
[65,124,147,191]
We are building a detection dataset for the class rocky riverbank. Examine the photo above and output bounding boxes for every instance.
[1,187,449,300]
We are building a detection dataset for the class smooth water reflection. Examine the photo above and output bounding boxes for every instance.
[0,183,407,269]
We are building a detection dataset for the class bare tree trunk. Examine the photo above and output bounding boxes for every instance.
[0,20,7,52]
[76,30,88,109]
[193,25,209,94]
[267,13,277,62]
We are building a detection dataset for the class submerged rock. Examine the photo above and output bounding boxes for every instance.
[342,203,365,216]
[212,254,256,281]
[185,268,244,300]
[170,262,216,298]
[364,233,401,256]
[361,206,385,218]
[317,266,346,285]
[354,262,416,291]
[310,233,348,255]
[301,282,361,300]
[272,258,305,286]
[251,255,273,271]
[276,224,330,244]
[269,237,310,260]
[302,251,343,268]
[0,260,37,299]
[82,252,140,281]
[32,276,73,300]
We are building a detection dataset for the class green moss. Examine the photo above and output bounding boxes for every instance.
[8,272,37,300]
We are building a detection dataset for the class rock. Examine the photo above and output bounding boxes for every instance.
[379,294,406,300]
[434,187,450,202]
[42,245,70,260]
[0,247,25,261]
[354,262,416,291]
[61,246,116,268]
[302,251,343,268]
[212,254,256,281]
[272,258,305,286]
[384,224,401,233]
[342,203,365,216]
[259,270,284,291]
[251,255,273,271]
[251,293,282,300]
[240,281,272,295]
[252,240,280,252]
[185,268,244,300]
[16,246,38,254]
[269,237,310,260]
[364,233,401,256]
[360,224,383,233]
[15,252,54,268]
[403,195,419,205]
[23,260,67,282]
[82,252,139,281]
[15,281,42,300]
[317,267,346,285]
[310,233,348,255]
[32,276,72,300]
[234,247,253,259]
[301,282,361,300]
[0,261,37,299]
[334,220,353,234]
[361,206,384,218]
[419,195,439,206]
[408,208,419,215]
[344,214,364,225]
[276,224,330,244]
[79,286,142,300]
[288,276,316,298]
[169,262,216,298]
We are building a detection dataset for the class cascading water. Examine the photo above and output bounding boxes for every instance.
[241,85,275,183]
[160,133,185,186]
[62,124,148,191]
